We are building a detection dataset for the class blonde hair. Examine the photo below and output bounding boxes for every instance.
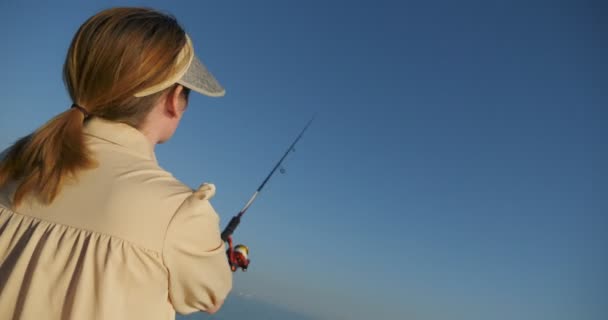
[0,7,189,207]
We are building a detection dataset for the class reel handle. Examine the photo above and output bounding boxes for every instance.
[225,235,250,272]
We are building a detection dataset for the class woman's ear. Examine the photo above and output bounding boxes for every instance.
[164,85,185,118]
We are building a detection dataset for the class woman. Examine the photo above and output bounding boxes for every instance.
[0,7,232,320]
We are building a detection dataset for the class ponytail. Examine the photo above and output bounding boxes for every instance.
[0,106,96,207]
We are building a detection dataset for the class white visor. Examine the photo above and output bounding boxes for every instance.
[134,34,225,98]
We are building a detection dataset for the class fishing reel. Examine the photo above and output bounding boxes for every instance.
[226,236,250,272]
[222,216,250,272]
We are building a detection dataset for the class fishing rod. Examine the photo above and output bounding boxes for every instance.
[221,116,315,272]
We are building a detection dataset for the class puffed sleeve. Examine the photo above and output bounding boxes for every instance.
[162,183,233,314]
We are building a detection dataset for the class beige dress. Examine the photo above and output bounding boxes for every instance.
[0,118,232,320]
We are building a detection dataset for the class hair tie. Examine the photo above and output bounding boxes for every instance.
[70,104,90,118]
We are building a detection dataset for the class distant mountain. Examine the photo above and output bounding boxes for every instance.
[177,295,318,320]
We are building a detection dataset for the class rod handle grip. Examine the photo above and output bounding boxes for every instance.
[221,216,241,242]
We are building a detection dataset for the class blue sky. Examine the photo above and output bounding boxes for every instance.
[0,1,606,319]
